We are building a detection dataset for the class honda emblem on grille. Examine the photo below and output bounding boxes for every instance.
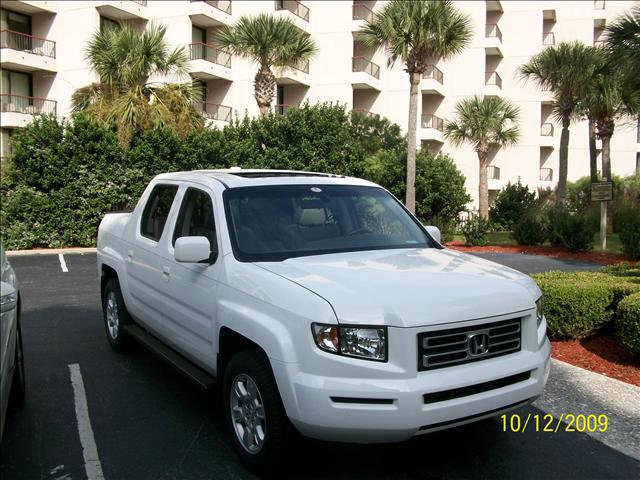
[468,333,489,356]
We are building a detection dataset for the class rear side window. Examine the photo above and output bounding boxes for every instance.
[173,188,218,262]
[140,184,179,241]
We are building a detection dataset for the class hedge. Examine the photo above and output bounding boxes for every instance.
[532,268,640,339]
[616,292,640,355]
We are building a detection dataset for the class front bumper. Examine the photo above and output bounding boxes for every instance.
[274,337,551,443]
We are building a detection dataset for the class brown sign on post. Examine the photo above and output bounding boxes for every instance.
[591,181,613,202]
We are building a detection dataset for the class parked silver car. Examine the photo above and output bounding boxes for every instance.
[0,244,24,441]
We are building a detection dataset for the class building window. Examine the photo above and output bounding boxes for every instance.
[100,16,119,33]
[1,69,33,97]
[0,8,31,36]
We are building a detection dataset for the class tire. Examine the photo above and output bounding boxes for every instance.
[222,350,293,475]
[102,278,132,353]
[9,321,25,408]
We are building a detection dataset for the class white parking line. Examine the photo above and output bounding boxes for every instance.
[58,253,69,273]
[68,364,105,480]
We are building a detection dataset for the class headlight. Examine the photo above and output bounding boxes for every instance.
[536,297,543,327]
[312,324,387,362]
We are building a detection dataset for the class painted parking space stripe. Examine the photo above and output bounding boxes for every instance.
[58,253,69,273]
[68,364,105,480]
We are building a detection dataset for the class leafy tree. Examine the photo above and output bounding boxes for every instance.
[72,22,203,146]
[489,181,537,231]
[216,14,317,115]
[519,42,600,209]
[443,96,520,219]
[359,0,471,214]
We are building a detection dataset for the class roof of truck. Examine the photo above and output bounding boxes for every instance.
[154,168,378,189]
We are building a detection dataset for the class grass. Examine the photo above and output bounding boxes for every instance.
[452,232,623,254]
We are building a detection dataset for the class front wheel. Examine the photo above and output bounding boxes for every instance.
[222,350,293,475]
[102,278,131,353]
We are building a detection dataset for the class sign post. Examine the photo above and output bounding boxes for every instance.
[591,181,613,252]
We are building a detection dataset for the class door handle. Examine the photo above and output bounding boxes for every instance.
[162,266,171,282]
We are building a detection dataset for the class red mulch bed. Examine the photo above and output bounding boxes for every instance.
[446,241,633,265]
[551,334,640,387]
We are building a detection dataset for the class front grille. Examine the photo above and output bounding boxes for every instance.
[418,318,521,371]
[423,370,531,404]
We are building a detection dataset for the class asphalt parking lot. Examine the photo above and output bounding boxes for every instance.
[0,252,637,480]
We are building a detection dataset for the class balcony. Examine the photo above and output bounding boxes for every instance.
[276,60,310,86]
[419,114,444,143]
[541,123,554,136]
[485,71,502,95]
[543,31,555,46]
[485,23,503,56]
[274,104,295,115]
[189,1,233,27]
[188,43,232,80]
[420,64,445,96]
[488,165,501,180]
[353,3,375,22]
[275,1,309,31]
[1,30,57,72]
[4,1,57,14]
[352,108,375,117]
[594,39,606,48]
[540,168,553,181]
[196,101,232,128]
[352,56,381,90]
[486,0,503,12]
[1,93,57,128]
[94,1,148,20]
[594,1,605,9]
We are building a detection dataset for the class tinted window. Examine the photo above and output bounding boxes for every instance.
[140,184,178,241]
[224,185,434,262]
[173,188,217,259]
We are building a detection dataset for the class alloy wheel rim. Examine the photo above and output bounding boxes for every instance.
[106,292,119,339]
[230,373,266,454]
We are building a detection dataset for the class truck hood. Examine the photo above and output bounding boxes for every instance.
[257,248,540,328]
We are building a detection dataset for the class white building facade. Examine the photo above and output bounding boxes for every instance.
[1,0,639,207]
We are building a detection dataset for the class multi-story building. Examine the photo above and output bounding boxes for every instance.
[2,0,639,208]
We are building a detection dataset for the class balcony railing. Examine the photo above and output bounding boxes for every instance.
[352,3,374,22]
[485,71,502,88]
[421,114,444,131]
[352,56,380,79]
[488,165,501,180]
[540,168,553,181]
[195,101,232,122]
[352,108,374,117]
[131,0,147,5]
[422,64,444,84]
[594,1,605,9]
[485,23,502,42]
[189,43,231,67]
[291,59,309,74]
[275,1,309,22]
[542,31,555,45]
[190,0,232,14]
[541,123,554,136]
[274,103,294,115]
[1,93,57,116]
[594,39,606,48]
[0,30,56,58]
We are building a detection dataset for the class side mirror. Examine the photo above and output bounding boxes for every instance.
[0,281,18,314]
[174,236,211,263]
[424,225,442,244]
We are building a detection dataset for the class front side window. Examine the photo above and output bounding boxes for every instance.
[224,185,434,262]
[140,184,178,241]
[173,187,218,262]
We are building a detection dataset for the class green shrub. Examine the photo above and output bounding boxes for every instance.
[614,199,640,260]
[461,214,489,246]
[616,292,640,355]
[532,271,640,339]
[548,208,597,252]
[489,181,537,230]
[512,208,548,246]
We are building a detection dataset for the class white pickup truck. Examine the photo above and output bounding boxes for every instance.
[97,169,550,472]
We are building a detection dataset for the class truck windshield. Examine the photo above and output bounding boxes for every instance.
[224,184,435,261]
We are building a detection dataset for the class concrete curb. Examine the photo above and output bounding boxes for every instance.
[7,247,97,257]
[534,359,640,460]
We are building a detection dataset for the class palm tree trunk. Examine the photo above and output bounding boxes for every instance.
[478,149,489,220]
[588,119,597,182]
[405,71,420,214]
[601,134,612,182]
[254,64,276,116]
[556,114,570,210]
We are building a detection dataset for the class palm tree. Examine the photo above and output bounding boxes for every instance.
[604,5,640,107]
[519,42,599,209]
[216,14,317,116]
[443,96,520,220]
[72,22,202,146]
[359,0,471,214]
